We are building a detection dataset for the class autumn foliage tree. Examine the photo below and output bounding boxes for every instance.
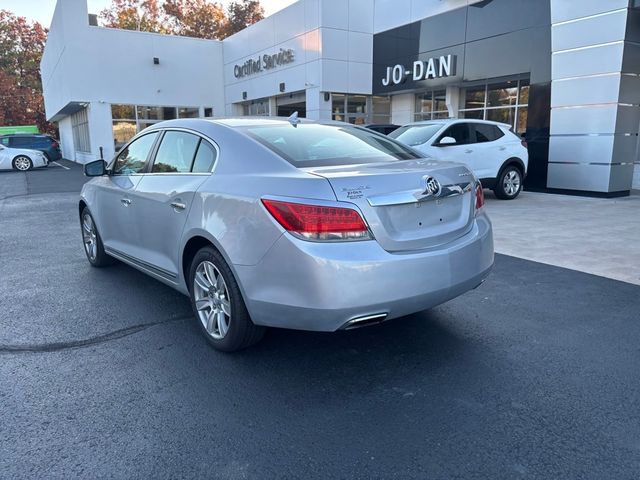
[99,0,264,39]
[0,10,53,134]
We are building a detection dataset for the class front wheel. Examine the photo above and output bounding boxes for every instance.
[494,165,523,199]
[80,208,114,267]
[189,246,265,352]
[12,156,33,171]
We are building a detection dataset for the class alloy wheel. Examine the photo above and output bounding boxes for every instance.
[193,261,232,340]
[503,169,521,197]
[14,156,31,171]
[82,213,98,261]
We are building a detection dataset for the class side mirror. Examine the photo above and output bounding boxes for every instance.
[84,159,107,177]
[438,136,457,146]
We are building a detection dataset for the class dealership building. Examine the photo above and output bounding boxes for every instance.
[41,0,640,195]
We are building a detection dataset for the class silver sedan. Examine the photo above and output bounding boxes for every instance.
[80,118,494,351]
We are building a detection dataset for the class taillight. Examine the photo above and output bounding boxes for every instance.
[521,139,528,148]
[475,183,485,214]
[52,141,59,149]
[261,199,371,241]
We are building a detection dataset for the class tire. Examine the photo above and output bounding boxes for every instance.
[12,155,33,171]
[80,207,114,267]
[494,164,523,200]
[188,246,265,352]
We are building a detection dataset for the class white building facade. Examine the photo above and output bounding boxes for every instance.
[42,0,640,195]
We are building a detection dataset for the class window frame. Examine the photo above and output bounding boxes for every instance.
[142,128,220,176]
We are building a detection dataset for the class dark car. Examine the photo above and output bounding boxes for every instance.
[364,124,400,135]
[0,134,62,162]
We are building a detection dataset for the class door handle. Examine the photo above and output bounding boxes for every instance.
[464,149,473,154]
[120,198,131,206]
[499,146,507,151]
[171,201,186,211]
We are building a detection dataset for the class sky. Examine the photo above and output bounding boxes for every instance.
[2,0,298,28]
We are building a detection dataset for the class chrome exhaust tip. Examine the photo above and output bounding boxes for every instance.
[341,313,388,330]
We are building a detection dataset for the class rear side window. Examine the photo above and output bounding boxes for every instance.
[192,141,217,173]
[9,137,33,147]
[113,132,159,174]
[473,124,504,143]
[245,124,419,167]
[0,137,8,146]
[152,131,200,173]
[438,123,471,145]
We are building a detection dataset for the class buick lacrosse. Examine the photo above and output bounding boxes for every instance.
[80,118,494,351]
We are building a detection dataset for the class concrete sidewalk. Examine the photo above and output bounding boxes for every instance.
[485,190,640,285]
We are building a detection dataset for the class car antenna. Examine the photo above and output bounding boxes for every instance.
[287,111,300,128]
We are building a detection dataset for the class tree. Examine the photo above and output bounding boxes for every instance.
[163,0,227,39]
[219,0,264,39]
[99,0,264,40]
[99,0,171,34]
[0,10,53,134]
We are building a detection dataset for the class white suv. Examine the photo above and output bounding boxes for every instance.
[389,119,528,199]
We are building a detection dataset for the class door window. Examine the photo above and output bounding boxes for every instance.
[151,131,200,173]
[191,141,217,173]
[112,132,159,174]
[437,123,471,145]
[473,124,504,143]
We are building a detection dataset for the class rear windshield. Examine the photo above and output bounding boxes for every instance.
[389,124,442,146]
[244,124,420,167]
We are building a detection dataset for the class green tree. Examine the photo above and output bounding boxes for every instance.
[0,10,53,134]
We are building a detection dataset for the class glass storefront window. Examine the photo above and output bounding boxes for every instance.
[112,104,135,120]
[458,77,529,134]
[243,98,270,116]
[487,81,518,107]
[460,110,484,120]
[112,121,137,151]
[347,95,367,114]
[433,90,446,112]
[519,81,530,105]
[464,86,485,109]
[372,96,391,116]
[178,107,199,118]
[137,106,177,121]
[516,107,528,135]
[415,90,448,121]
[486,107,515,126]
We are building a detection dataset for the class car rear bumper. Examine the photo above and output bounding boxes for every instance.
[234,213,494,331]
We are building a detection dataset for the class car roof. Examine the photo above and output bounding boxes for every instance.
[404,119,511,128]
[147,117,359,130]
[1,133,50,138]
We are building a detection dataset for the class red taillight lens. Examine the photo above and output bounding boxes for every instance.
[475,183,485,213]
[261,199,371,241]
[52,141,59,149]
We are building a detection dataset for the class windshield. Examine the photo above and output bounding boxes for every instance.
[244,124,420,167]
[389,124,442,146]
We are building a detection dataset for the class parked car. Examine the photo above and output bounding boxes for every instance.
[0,143,49,171]
[0,133,62,162]
[389,119,528,199]
[79,118,494,351]
[364,123,400,135]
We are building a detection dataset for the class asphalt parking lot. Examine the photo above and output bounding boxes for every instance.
[1,162,640,479]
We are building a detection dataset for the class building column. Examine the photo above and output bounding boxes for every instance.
[306,87,331,121]
[548,1,639,193]
[87,102,116,163]
[390,93,414,125]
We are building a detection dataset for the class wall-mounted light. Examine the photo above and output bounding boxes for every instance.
[153,57,160,65]
[242,91,247,100]
[323,92,330,102]
[279,82,286,93]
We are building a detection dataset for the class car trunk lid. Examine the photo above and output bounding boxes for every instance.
[303,159,476,252]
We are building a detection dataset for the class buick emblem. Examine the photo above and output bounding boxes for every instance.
[423,176,441,197]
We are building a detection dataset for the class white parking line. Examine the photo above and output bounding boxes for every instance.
[51,161,70,170]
